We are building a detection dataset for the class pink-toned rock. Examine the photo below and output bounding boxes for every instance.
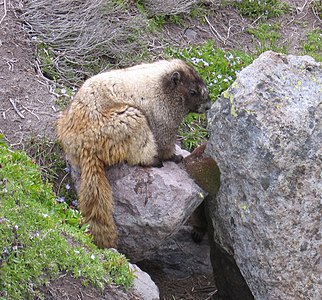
[107,161,205,262]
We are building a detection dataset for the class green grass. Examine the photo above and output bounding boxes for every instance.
[0,136,135,299]
[230,0,291,19]
[36,43,60,82]
[167,41,254,150]
[302,29,322,61]
[247,23,286,55]
[312,0,322,18]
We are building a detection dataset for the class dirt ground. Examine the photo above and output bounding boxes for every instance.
[0,0,320,299]
[0,1,58,148]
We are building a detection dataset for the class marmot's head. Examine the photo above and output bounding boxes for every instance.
[164,59,212,114]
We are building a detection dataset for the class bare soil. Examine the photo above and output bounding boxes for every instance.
[0,1,57,148]
[0,0,320,299]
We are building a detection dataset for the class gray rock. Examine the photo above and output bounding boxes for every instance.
[107,161,205,262]
[206,51,322,299]
[138,225,213,279]
[70,151,205,262]
[128,263,160,300]
[184,28,198,40]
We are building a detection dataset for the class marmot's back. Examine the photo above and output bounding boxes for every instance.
[76,59,200,108]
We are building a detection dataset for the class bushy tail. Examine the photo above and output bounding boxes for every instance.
[79,155,117,248]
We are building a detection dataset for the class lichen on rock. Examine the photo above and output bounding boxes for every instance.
[207,51,322,300]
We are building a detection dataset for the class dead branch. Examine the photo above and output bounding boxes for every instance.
[0,0,7,25]
[9,98,25,119]
[21,105,40,120]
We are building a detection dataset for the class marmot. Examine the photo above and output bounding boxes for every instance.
[57,59,211,249]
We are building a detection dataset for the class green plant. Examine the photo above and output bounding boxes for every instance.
[0,136,135,299]
[247,23,286,55]
[167,41,254,150]
[54,85,76,109]
[36,43,60,81]
[189,4,209,22]
[302,29,322,61]
[26,136,64,182]
[312,0,322,18]
[25,136,78,209]
[230,0,291,19]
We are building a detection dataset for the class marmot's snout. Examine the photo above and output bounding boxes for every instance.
[197,101,211,113]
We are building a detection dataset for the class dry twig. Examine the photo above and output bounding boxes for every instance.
[21,105,40,120]
[9,98,25,119]
[204,15,233,46]
[0,0,7,25]
[312,4,322,23]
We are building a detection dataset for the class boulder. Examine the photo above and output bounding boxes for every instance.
[206,51,322,299]
[70,147,205,262]
[107,160,205,262]
[137,225,213,279]
[128,263,160,300]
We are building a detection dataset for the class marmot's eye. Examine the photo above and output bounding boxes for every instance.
[189,89,197,96]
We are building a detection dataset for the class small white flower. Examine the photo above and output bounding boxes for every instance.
[91,254,96,260]
[217,74,222,79]
[74,250,80,254]
[56,196,65,203]
[42,213,48,218]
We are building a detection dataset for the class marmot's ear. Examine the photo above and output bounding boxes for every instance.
[171,71,181,85]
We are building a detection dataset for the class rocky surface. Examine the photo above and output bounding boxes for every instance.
[138,225,212,278]
[206,51,322,299]
[107,160,205,262]
[128,263,160,300]
[71,147,205,263]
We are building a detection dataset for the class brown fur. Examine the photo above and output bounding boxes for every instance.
[57,59,211,248]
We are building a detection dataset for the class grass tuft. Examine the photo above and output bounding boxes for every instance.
[0,136,135,299]
[246,23,286,55]
[302,29,322,62]
[230,0,291,20]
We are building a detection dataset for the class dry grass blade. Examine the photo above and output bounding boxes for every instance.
[0,0,7,25]
[21,0,148,85]
[141,0,198,15]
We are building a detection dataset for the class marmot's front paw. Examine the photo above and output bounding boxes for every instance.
[191,227,206,243]
[151,157,163,168]
[170,154,183,164]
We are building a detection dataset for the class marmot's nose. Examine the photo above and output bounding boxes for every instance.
[205,100,212,110]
